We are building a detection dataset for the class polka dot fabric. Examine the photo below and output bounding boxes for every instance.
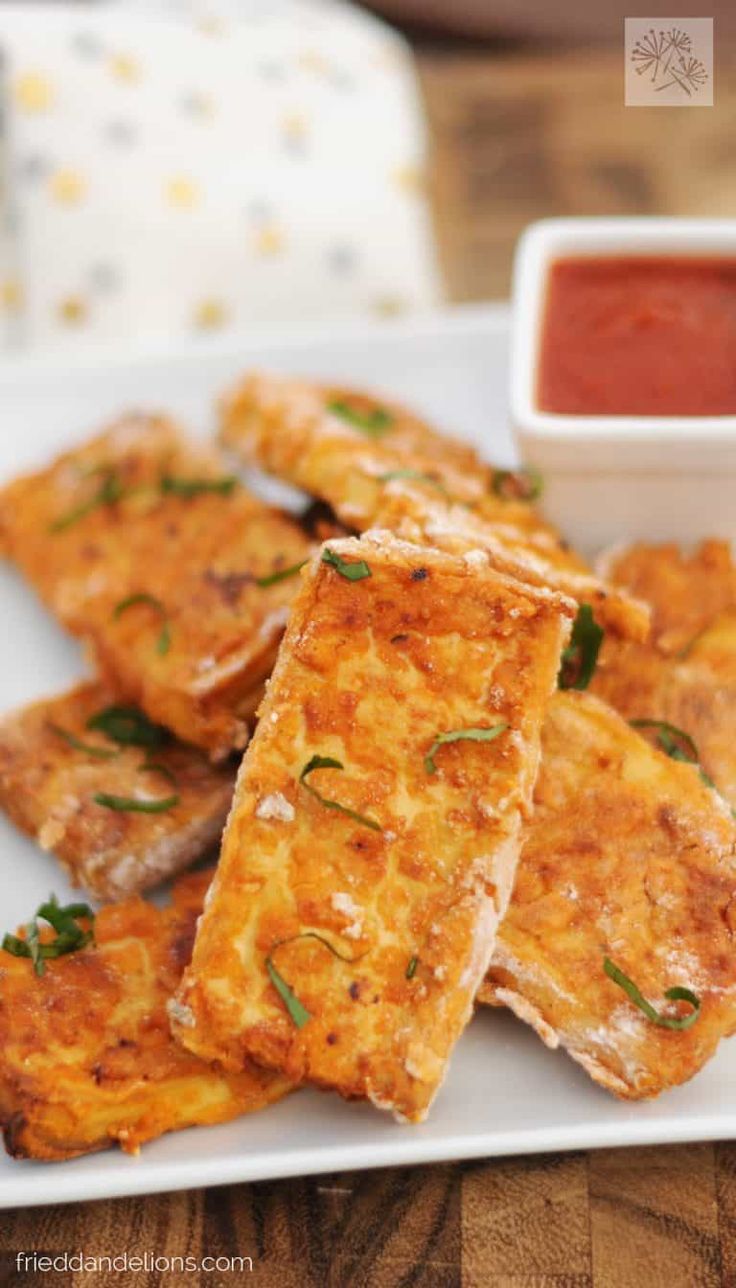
[0,1,441,351]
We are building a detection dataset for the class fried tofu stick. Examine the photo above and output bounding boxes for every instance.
[481,690,736,1099]
[171,533,574,1122]
[598,539,736,656]
[374,482,650,642]
[592,542,736,812]
[218,373,647,641]
[0,682,236,900]
[0,415,312,759]
[0,870,292,1161]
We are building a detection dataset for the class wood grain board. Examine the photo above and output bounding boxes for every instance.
[3,41,736,1287]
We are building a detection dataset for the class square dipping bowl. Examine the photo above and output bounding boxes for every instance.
[510,217,736,554]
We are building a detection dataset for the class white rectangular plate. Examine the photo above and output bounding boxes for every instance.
[1,304,735,1210]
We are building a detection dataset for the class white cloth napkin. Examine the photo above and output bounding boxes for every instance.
[0,0,441,352]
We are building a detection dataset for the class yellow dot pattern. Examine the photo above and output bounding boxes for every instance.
[109,54,141,84]
[49,170,87,205]
[14,72,54,113]
[166,177,200,209]
[57,295,88,325]
[194,299,228,329]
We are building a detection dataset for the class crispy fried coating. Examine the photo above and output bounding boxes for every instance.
[0,870,291,1161]
[0,682,235,899]
[592,542,736,812]
[599,539,736,656]
[218,370,582,546]
[0,415,312,758]
[171,533,573,1122]
[374,482,650,642]
[218,373,646,642]
[481,691,736,1099]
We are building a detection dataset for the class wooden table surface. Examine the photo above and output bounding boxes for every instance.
[4,43,736,1288]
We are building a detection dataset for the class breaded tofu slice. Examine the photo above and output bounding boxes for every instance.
[480,690,736,1099]
[171,532,573,1122]
[0,415,312,759]
[598,539,736,656]
[0,869,291,1161]
[218,374,647,642]
[0,682,235,900]
[374,481,650,642]
[219,371,560,539]
[592,542,736,812]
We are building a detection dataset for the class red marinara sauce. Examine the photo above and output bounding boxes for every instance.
[537,257,736,416]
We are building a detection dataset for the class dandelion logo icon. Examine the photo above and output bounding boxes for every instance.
[625,19,713,106]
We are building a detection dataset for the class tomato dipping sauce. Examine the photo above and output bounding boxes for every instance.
[537,257,736,416]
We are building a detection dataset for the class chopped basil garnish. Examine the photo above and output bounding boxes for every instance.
[256,559,309,589]
[93,791,180,813]
[266,957,311,1028]
[629,719,722,797]
[490,467,543,503]
[603,957,700,1031]
[265,932,365,1029]
[406,956,419,980]
[87,704,169,750]
[159,474,237,498]
[48,722,117,760]
[49,469,126,533]
[326,399,393,438]
[113,593,170,656]
[2,895,94,977]
[558,604,603,691]
[299,755,381,832]
[424,723,508,775]
[321,547,371,582]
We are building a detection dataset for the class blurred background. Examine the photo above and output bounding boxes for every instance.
[1,0,733,352]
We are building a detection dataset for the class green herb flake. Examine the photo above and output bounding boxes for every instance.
[49,469,126,533]
[256,559,309,589]
[160,474,237,499]
[48,723,118,760]
[265,932,365,1029]
[299,755,382,832]
[87,704,169,750]
[265,956,312,1028]
[603,957,700,1031]
[424,723,508,775]
[558,604,604,691]
[93,791,180,813]
[326,399,394,438]
[490,467,544,503]
[321,547,371,582]
[2,895,95,977]
[406,956,419,980]
[630,718,722,797]
[113,592,171,656]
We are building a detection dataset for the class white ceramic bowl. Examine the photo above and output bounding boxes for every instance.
[510,217,736,553]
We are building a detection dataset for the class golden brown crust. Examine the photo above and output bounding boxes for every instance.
[172,532,574,1122]
[218,371,575,542]
[218,374,646,642]
[597,539,736,656]
[481,690,736,1099]
[0,870,291,1161]
[592,542,736,812]
[0,682,236,900]
[373,483,650,642]
[0,415,312,758]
